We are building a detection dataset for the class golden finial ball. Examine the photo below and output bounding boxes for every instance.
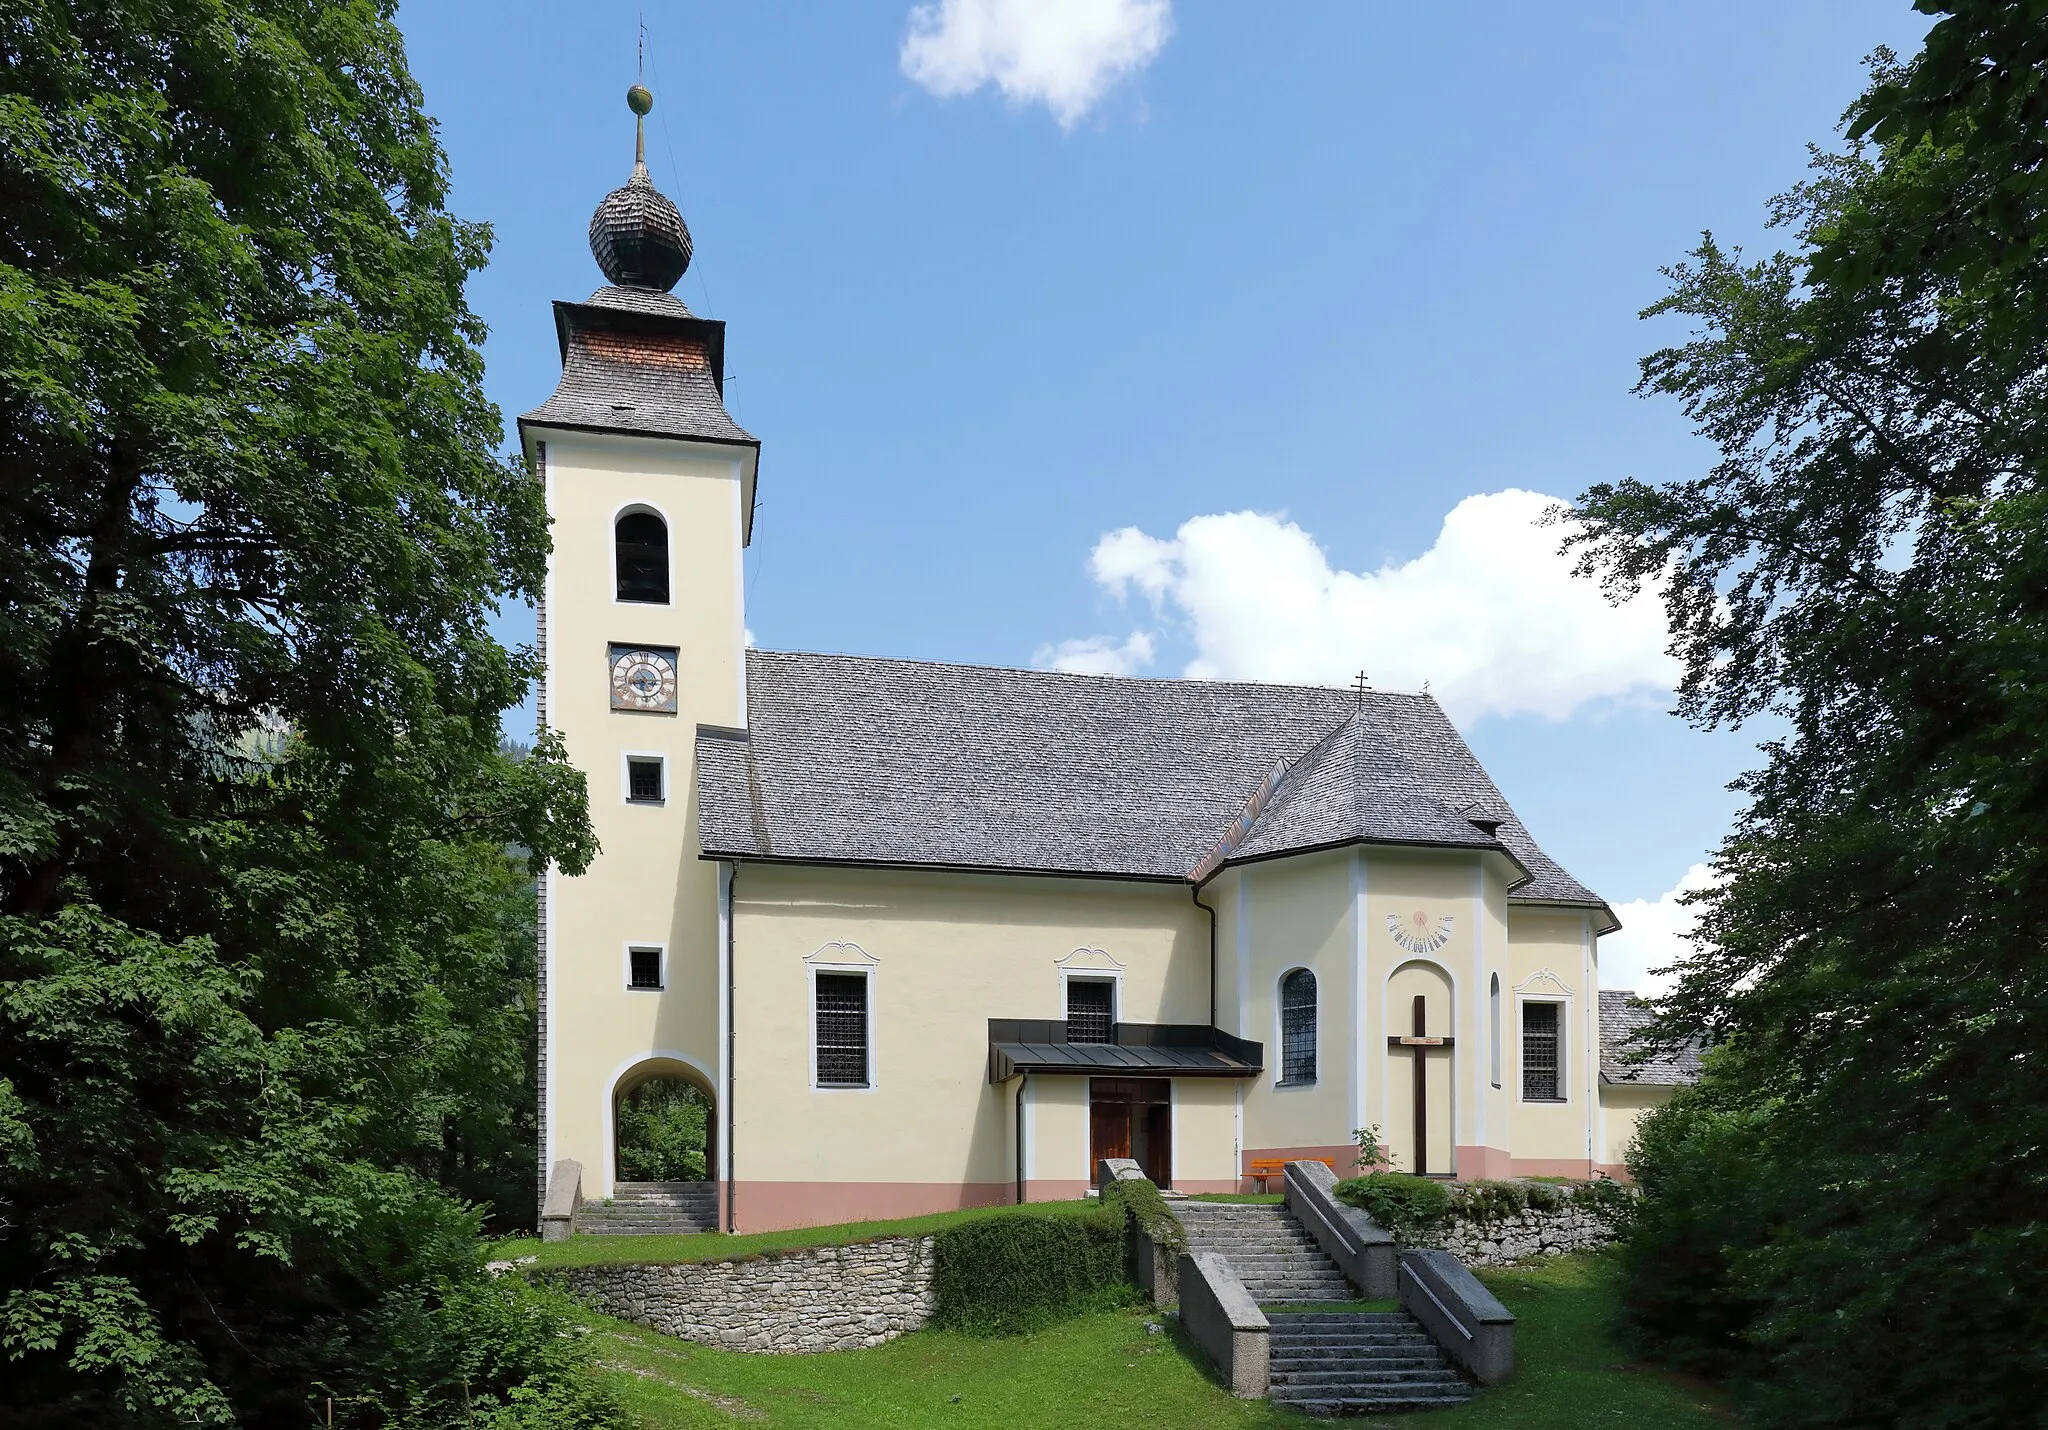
[627,84,654,116]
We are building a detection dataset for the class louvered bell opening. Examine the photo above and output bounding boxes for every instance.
[615,511,669,603]
[815,973,869,1087]
[1066,980,1113,1044]
[1523,1001,1561,1101]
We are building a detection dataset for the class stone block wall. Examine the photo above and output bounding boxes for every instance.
[1429,1203,1618,1266]
[546,1236,935,1353]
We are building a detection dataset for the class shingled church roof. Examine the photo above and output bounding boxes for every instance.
[518,287,755,449]
[1599,991,1704,1085]
[696,649,1613,925]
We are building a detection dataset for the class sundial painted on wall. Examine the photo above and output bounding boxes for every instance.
[1387,909,1454,955]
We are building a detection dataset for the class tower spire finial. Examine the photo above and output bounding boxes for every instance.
[590,78,691,290]
[627,81,653,172]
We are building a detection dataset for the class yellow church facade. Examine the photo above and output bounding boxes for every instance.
[520,94,1690,1235]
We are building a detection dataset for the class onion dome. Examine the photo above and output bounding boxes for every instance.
[588,84,693,291]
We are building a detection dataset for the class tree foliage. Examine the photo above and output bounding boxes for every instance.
[1568,5,2048,1425]
[614,1080,709,1184]
[0,0,601,1422]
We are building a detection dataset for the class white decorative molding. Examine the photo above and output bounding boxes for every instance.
[1514,967,1574,997]
[804,940,879,967]
[1055,946,1124,972]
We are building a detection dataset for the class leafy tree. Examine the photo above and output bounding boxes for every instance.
[1569,4,2048,1424]
[615,1080,710,1184]
[0,0,601,1423]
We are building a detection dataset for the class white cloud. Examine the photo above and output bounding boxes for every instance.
[1061,489,1679,726]
[1034,629,1156,676]
[900,0,1172,128]
[1601,863,1718,999]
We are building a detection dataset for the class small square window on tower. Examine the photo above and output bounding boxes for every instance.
[626,756,664,804]
[628,946,663,990]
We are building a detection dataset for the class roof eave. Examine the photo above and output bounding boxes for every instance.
[699,848,1192,885]
[519,419,761,547]
[1201,833,1527,887]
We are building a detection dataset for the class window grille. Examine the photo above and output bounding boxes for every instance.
[1279,969,1317,1083]
[815,973,870,1087]
[628,947,662,990]
[1066,980,1113,1044]
[615,511,670,603]
[1522,1001,1562,1100]
[626,757,664,803]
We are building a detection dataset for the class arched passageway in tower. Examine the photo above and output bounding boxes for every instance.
[602,1058,719,1232]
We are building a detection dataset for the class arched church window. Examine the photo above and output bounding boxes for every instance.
[1279,968,1317,1084]
[615,510,669,603]
[1490,973,1502,1089]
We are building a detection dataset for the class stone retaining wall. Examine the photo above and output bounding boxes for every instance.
[545,1236,935,1353]
[1429,1204,1618,1266]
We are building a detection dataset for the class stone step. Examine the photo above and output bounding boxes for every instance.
[1272,1359,1447,1379]
[1273,1393,1474,1414]
[1272,1368,1470,1390]
[1272,1335,1441,1352]
[1268,1312,1413,1325]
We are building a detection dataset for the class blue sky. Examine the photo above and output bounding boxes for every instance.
[399,0,1930,991]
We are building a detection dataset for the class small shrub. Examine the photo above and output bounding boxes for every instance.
[1334,1173,1453,1242]
[1101,1176,1184,1255]
[929,1207,1133,1336]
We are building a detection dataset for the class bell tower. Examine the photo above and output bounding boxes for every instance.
[519,84,757,1218]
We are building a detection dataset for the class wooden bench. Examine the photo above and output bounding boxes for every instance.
[1247,1156,1335,1192]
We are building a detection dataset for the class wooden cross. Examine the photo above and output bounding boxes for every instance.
[1386,996,1455,1175]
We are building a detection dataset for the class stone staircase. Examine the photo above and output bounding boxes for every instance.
[1176,1201,1475,1414]
[575,1180,717,1235]
[1176,1202,1354,1302]
[1267,1311,1474,1415]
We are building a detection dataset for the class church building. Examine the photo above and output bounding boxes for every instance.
[521,90,1690,1234]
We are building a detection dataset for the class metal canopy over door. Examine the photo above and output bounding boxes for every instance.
[1089,1077,1171,1186]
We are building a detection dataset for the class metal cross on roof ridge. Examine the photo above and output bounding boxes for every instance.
[1351,668,1369,710]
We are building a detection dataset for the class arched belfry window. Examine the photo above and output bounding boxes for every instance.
[1279,968,1317,1085]
[615,510,669,604]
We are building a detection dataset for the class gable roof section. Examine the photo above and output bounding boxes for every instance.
[1599,991,1704,1085]
[697,651,1609,919]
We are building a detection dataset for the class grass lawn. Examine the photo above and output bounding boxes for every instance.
[569,1250,1733,1428]
[494,1199,1107,1270]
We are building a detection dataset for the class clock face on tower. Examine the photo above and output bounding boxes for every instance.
[608,644,679,713]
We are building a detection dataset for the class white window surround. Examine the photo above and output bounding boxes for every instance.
[620,750,667,805]
[624,943,665,992]
[1055,947,1125,1020]
[806,943,879,1093]
[1273,965,1318,1088]
[610,499,674,608]
[1515,993,1571,1104]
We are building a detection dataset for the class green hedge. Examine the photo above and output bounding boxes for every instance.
[1101,1175,1185,1255]
[929,1205,1133,1336]
[1334,1173,1454,1241]
[1336,1173,1638,1242]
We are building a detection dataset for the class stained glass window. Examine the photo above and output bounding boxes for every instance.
[1280,969,1317,1083]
